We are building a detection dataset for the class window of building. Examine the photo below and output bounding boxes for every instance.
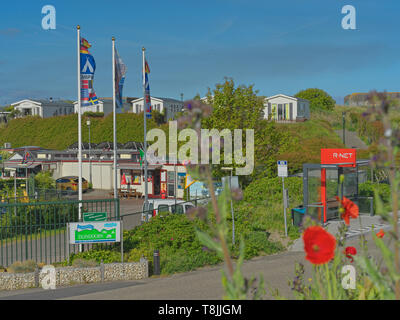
[167,171,175,197]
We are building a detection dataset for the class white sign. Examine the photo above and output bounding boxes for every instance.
[277,160,288,177]
[68,221,121,244]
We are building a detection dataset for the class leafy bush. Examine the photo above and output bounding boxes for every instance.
[8,260,37,273]
[242,231,283,259]
[243,176,303,205]
[71,258,98,268]
[359,181,392,213]
[295,88,336,111]
[34,171,55,189]
[69,249,121,264]
[123,213,223,275]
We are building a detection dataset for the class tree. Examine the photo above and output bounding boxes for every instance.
[200,77,287,185]
[203,77,265,130]
[295,88,336,112]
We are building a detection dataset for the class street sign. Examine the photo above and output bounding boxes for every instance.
[83,212,107,222]
[277,160,288,177]
[185,174,196,189]
[68,221,120,244]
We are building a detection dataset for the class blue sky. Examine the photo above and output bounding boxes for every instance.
[1,0,399,105]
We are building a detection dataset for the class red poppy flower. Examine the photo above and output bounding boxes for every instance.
[336,196,359,225]
[344,246,357,263]
[376,229,385,238]
[303,226,336,265]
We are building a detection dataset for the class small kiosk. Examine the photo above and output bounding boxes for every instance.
[301,149,371,224]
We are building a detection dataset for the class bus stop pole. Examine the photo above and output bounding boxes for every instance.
[282,177,288,237]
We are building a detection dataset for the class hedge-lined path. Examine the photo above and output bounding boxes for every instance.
[334,129,368,149]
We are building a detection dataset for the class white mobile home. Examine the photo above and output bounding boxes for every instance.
[264,94,310,121]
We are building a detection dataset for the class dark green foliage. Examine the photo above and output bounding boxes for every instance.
[69,250,121,264]
[123,213,222,274]
[295,88,336,111]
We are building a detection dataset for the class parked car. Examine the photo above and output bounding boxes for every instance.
[141,199,196,222]
[56,176,89,193]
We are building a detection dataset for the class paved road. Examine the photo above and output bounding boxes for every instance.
[0,230,389,300]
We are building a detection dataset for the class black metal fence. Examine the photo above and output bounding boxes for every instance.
[0,198,120,267]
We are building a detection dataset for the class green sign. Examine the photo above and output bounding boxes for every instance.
[83,212,107,222]
[69,221,120,244]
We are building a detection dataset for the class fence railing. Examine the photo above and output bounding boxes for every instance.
[0,198,120,267]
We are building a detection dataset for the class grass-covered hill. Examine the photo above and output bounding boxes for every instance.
[0,107,371,177]
[0,113,165,150]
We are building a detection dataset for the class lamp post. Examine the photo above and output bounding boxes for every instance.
[342,112,346,146]
[86,119,92,186]
[221,167,235,245]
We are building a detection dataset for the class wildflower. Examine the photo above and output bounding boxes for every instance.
[170,237,174,241]
[376,229,385,238]
[303,226,336,265]
[336,196,359,225]
[344,246,357,263]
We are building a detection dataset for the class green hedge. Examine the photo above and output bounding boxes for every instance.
[359,181,391,213]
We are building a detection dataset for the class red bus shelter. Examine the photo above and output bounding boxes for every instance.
[302,149,371,223]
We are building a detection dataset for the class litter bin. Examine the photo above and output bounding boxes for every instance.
[292,207,306,227]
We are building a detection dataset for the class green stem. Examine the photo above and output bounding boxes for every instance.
[325,263,333,300]
[315,265,325,300]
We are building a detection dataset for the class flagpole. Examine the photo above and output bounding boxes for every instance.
[77,25,83,252]
[142,47,148,214]
[112,37,118,200]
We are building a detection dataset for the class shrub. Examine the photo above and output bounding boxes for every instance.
[69,250,121,265]
[359,181,392,213]
[7,260,37,273]
[295,88,336,111]
[243,176,303,205]
[34,171,56,189]
[242,231,283,259]
[71,258,98,268]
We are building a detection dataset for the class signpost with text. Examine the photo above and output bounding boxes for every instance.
[278,160,288,237]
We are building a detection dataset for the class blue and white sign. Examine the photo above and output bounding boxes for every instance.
[277,160,288,177]
[68,221,121,244]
